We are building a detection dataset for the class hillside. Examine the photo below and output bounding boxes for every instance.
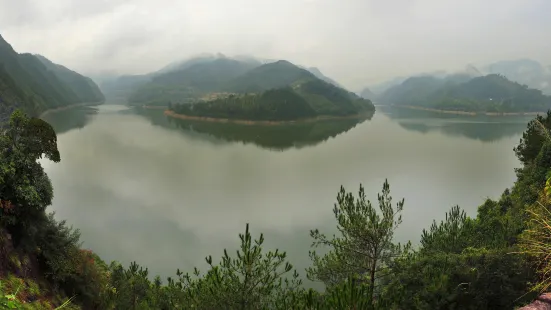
[154,53,262,77]
[294,78,372,115]
[127,58,259,106]
[379,73,551,113]
[379,75,448,106]
[359,87,377,101]
[171,88,317,121]
[223,60,316,93]
[169,81,374,122]
[101,54,254,102]
[0,34,104,122]
[99,74,151,102]
[303,66,344,88]
[127,58,351,108]
[35,55,105,103]
[484,59,551,95]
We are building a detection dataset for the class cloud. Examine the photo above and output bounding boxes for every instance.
[1,0,550,90]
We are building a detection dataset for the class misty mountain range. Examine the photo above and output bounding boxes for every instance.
[120,55,374,121]
[0,34,104,122]
[1,27,550,120]
[94,50,551,106]
[96,53,345,101]
[361,59,551,101]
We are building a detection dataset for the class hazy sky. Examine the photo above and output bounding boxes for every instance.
[1,0,550,89]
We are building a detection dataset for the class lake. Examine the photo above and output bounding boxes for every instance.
[40,104,533,287]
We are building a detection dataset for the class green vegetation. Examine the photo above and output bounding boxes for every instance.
[295,78,373,116]
[166,63,375,122]
[224,60,314,93]
[169,83,374,121]
[127,58,258,106]
[380,73,551,113]
[0,35,104,123]
[34,55,104,104]
[4,107,551,309]
[171,88,317,121]
[128,58,372,118]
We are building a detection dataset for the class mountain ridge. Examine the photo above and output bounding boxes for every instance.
[379,73,551,112]
[0,34,104,122]
[166,60,375,121]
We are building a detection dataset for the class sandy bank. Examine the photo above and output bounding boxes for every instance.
[142,105,168,110]
[164,110,372,126]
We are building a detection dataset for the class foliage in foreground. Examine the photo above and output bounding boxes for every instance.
[3,109,551,309]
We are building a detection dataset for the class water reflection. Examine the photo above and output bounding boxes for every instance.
[379,106,534,142]
[41,106,99,134]
[133,108,374,150]
[40,104,524,288]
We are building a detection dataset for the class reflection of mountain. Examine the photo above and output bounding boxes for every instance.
[41,106,99,135]
[134,108,373,150]
[380,106,532,142]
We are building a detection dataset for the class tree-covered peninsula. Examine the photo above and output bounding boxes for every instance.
[168,83,374,122]
[124,57,374,121]
[165,61,374,122]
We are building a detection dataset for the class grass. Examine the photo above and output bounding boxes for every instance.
[0,276,76,310]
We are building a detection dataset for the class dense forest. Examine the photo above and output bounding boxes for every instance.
[379,73,551,113]
[0,35,104,123]
[2,106,551,308]
[169,82,374,121]
[170,88,317,121]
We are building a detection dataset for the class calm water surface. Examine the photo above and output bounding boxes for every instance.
[40,104,533,286]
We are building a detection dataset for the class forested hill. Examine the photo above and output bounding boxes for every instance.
[0,34,104,122]
[126,58,348,107]
[169,81,374,122]
[128,58,258,105]
[34,55,104,103]
[224,60,316,93]
[379,73,551,113]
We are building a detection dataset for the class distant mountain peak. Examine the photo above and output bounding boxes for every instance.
[359,87,376,100]
[274,59,294,65]
[0,34,15,51]
[464,64,482,76]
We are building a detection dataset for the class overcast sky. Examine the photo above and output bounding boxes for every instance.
[1,0,550,90]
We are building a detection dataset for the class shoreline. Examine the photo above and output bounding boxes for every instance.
[39,101,104,118]
[392,105,547,116]
[164,110,373,125]
[142,105,168,110]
